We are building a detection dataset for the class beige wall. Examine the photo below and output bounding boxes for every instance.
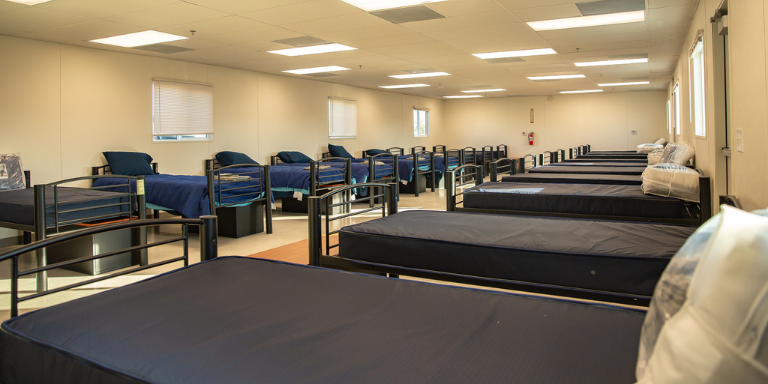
[669,0,768,212]
[0,35,443,241]
[442,91,668,158]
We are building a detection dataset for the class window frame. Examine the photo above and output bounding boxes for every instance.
[689,36,706,137]
[673,83,681,136]
[666,99,672,135]
[152,79,214,142]
[328,97,358,139]
[413,108,429,138]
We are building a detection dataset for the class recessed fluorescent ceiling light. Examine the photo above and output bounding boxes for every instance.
[379,84,430,89]
[269,43,356,56]
[473,48,556,60]
[527,10,645,31]
[598,81,650,86]
[559,90,603,94]
[91,31,187,47]
[341,0,447,11]
[5,0,52,4]
[283,66,350,75]
[444,95,483,98]
[575,58,648,67]
[389,72,450,79]
[461,89,505,93]
[527,74,585,81]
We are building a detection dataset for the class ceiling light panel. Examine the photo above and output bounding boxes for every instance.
[527,10,645,31]
[283,66,350,75]
[5,0,52,4]
[341,0,448,12]
[268,43,356,56]
[90,31,188,47]
[389,72,450,79]
[379,84,430,89]
[473,48,557,60]
[527,74,585,80]
[559,90,603,94]
[461,89,505,93]
[574,58,648,67]
[598,81,650,86]
[444,95,483,98]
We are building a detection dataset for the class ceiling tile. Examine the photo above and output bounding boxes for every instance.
[36,20,141,41]
[0,1,26,13]
[403,12,520,33]
[313,24,413,43]
[282,13,389,35]
[426,0,509,17]
[241,0,361,25]
[104,3,229,30]
[157,16,269,38]
[0,7,92,32]
[202,26,303,45]
[38,0,179,19]
[509,4,582,22]
[421,22,530,41]
[183,0,311,14]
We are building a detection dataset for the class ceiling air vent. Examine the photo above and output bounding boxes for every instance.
[485,57,525,64]
[134,44,194,54]
[306,73,340,78]
[371,5,446,24]
[272,36,332,47]
[576,0,645,16]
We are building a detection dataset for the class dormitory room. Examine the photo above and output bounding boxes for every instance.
[0,0,766,382]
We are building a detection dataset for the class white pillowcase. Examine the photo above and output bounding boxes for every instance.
[641,164,701,202]
[670,141,695,165]
[638,143,665,154]
[637,206,768,384]
[647,150,663,165]
[653,137,668,145]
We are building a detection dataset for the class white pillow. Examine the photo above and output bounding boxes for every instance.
[647,150,663,165]
[637,206,768,384]
[653,137,668,145]
[641,164,701,202]
[638,143,665,154]
[670,141,695,166]
[0,153,25,190]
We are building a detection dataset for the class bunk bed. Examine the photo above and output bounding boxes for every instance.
[269,154,356,213]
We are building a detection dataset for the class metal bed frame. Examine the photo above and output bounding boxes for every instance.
[518,154,537,173]
[1,216,217,318]
[308,180,654,305]
[1,174,148,292]
[404,146,436,196]
[489,158,518,182]
[432,145,462,173]
[538,151,556,166]
[270,155,353,197]
[448,168,713,226]
[205,159,273,235]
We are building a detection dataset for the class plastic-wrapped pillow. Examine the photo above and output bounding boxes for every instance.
[641,164,701,202]
[647,150,663,165]
[637,143,664,154]
[0,153,25,190]
[637,206,768,384]
[669,141,695,166]
[658,143,677,163]
[653,137,668,146]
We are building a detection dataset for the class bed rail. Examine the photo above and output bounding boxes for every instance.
[490,158,517,182]
[308,183,398,267]
[518,154,537,173]
[411,150,436,196]
[497,144,508,159]
[0,216,217,318]
[270,156,352,197]
[719,195,742,209]
[364,153,399,207]
[555,149,566,163]
[205,162,273,234]
[92,163,158,176]
[539,151,555,166]
[461,147,476,166]
[432,145,446,153]
[411,146,426,155]
[387,147,405,156]
[446,165,484,211]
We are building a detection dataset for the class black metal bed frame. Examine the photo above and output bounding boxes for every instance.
[1,174,149,293]
[489,158,518,182]
[308,183,398,268]
[447,169,713,226]
[308,179,654,305]
[408,146,436,196]
[518,154,537,173]
[363,153,399,206]
[0,216,217,318]
[461,147,476,166]
[205,159,273,234]
[445,164,484,211]
[270,155,353,197]
[538,151,555,166]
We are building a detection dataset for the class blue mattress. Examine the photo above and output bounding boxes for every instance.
[0,256,645,384]
[378,155,446,182]
[92,174,265,218]
[270,162,366,196]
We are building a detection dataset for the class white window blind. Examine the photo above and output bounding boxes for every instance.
[329,98,357,138]
[690,38,706,137]
[673,84,681,135]
[666,99,672,134]
[413,108,429,137]
[153,80,213,136]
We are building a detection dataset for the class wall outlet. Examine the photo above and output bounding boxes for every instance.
[631,130,637,135]
[522,131,527,136]
[736,129,743,152]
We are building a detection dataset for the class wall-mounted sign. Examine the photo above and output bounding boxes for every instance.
[530,108,534,123]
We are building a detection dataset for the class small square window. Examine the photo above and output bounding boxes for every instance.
[413,109,429,137]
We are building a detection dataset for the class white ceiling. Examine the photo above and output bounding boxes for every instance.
[0,0,698,98]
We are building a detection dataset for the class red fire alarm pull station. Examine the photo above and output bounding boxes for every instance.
[528,132,534,146]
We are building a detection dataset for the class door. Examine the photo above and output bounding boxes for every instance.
[711,1,732,202]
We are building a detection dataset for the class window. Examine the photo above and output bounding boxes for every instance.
[666,99,672,134]
[413,108,429,137]
[328,98,357,138]
[152,80,213,142]
[673,83,681,136]
[690,37,706,137]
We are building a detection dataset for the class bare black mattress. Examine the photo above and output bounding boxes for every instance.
[462,182,686,219]
[529,165,647,175]
[501,173,642,185]
[339,210,694,298]
[1,256,646,384]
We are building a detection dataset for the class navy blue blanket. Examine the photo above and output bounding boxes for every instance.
[269,163,367,195]
[92,173,265,218]
[377,155,446,182]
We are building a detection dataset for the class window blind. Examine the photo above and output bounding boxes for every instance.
[329,98,357,138]
[153,80,213,135]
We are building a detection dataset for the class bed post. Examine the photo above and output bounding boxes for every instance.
[310,161,317,196]
[413,154,420,197]
[538,153,544,167]
[445,170,455,211]
[475,165,483,186]
[33,185,47,292]
[387,183,398,215]
[199,215,218,261]
[368,159,375,208]
[308,196,322,266]
[137,176,148,266]
[264,165,273,234]
[511,159,518,175]
[23,172,32,243]
[207,169,216,217]
[700,176,712,224]
[430,152,436,192]
[569,148,573,159]
[490,161,498,182]
[345,158,352,213]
